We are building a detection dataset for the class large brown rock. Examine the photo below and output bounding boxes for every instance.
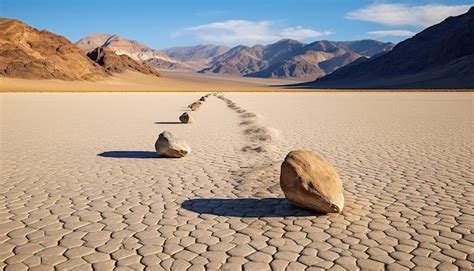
[280,150,344,213]
[179,112,193,124]
[189,102,201,111]
[155,131,191,158]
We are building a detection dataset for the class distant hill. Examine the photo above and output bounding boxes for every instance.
[161,45,230,70]
[305,7,474,88]
[76,33,395,79]
[76,34,182,69]
[0,18,105,80]
[199,39,394,80]
[0,19,161,80]
[87,47,160,77]
[335,40,394,57]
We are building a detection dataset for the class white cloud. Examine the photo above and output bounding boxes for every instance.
[367,30,416,37]
[279,27,332,41]
[176,20,331,45]
[347,3,471,27]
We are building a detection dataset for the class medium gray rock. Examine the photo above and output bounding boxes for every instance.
[189,102,201,111]
[155,131,191,158]
[179,112,193,124]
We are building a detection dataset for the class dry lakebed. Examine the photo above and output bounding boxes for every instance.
[0,92,473,270]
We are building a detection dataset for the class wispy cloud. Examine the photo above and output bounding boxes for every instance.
[367,30,416,37]
[175,20,331,45]
[279,27,332,41]
[347,3,471,27]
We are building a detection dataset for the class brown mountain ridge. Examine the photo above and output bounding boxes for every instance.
[0,18,160,80]
[87,47,160,77]
[0,18,105,80]
[199,39,394,80]
[305,7,474,88]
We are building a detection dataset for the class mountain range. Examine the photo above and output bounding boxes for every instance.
[0,18,160,80]
[2,7,473,88]
[161,44,230,70]
[305,6,474,88]
[76,34,394,80]
[76,34,183,70]
[200,39,393,80]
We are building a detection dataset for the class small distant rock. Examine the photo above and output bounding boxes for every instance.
[189,102,201,111]
[199,96,206,102]
[280,150,344,213]
[179,112,193,124]
[155,131,191,158]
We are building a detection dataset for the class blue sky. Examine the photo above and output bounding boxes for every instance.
[1,0,472,49]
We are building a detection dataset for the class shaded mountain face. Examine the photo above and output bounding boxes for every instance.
[334,40,395,57]
[0,18,105,80]
[161,45,229,70]
[308,7,474,88]
[87,47,160,77]
[144,58,191,71]
[75,33,111,53]
[76,34,178,64]
[199,39,394,80]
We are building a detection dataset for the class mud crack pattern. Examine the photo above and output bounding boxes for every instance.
[0,92,473,271]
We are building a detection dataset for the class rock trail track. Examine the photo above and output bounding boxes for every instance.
[0,92,473,270]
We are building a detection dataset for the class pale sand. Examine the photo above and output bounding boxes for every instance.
[0,71,301,92]
[0,92,473,270]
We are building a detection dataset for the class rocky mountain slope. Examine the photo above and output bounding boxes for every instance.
[0,19,161,80]
[161,45,229,70]
[0,18,105,80]
[306,7,474,88]
[335,40,394,57]
[199,39,394,80]
[87,47,160,77]
[75,33,394,79]
[76,34,183,70]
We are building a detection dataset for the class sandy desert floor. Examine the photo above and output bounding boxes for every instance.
[0,71,301,92]
[0,92,473,270]
[2,72,470,92]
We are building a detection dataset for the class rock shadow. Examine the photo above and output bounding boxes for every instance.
[98,151,159,159]
[155,121,182,124]
[181,198,319,217]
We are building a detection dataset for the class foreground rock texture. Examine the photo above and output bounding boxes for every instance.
[155,131,191,158]
[280,150,344,213]
[87,47,160,77]
[179,112,193,123]
[0,18,105,80]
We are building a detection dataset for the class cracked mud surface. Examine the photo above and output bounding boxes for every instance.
[0,92,473,270]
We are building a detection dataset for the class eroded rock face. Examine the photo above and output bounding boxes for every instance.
[0,18,105,80]
[189,102,201,111]
[87,47,160,77]
[280,150,344,213]
[155,131,190,158]
[179,112,193,124]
